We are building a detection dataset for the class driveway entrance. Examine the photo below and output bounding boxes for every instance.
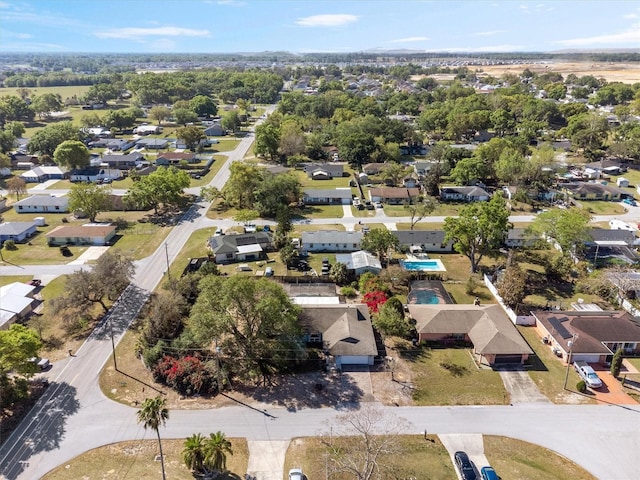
[496,365,551,404]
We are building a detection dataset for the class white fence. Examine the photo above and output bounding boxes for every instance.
[483,274,535,326]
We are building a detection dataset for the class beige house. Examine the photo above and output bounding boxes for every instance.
[46,224,117,246]
[408,304,533,365]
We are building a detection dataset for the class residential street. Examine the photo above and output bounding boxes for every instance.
[2,110,640,479]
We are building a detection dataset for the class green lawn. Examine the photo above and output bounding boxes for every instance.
[296,204,344,219]
[294,169,354,188]
[517,325,593,404]
[292,223,345,233]
[166,227,217,282]
[0,85,91,98]
[0,275,33,287]
[408,347,508,405]
[578,200,626,215]
[285,435,455,480]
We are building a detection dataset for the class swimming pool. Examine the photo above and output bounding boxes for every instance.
[399,259,447,272]
[408,290,440,304]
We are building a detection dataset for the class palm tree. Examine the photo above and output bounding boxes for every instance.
[182,433,207,474]
[137,396,169,480]
[204,431,233,473]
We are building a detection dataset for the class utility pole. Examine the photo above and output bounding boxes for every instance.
[109,317,118,371]
[164,242,171,281]
[563,333,578,390]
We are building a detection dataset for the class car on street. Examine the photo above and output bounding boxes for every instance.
[480,466,499,480]
[29,357,50,371]
[289,469,304,480]
[574,361,603,389]
[454,451,479,480]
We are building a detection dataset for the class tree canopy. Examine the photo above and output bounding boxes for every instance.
[125,166,191,214]
[360,228,399,262]
[528,207,592,255]
[28,121,81,156]
[53,139,90,169]
[68,182,112,222]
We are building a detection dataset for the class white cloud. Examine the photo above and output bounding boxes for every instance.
[623,13,638,19]
[554,24,640,47]
[95,26,210,40]
[430,44,525,53]
[202,0,246,5]
[2,31,32,39]
[388,36,429,44]
[475,30,506,37]
[0,42,65,51]
[295,14,358,27]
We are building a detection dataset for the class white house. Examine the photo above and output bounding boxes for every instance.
[20,166,65,183]
[303,188,352,205]
[69,168,122,183]
[14,195,69,213]
[301,231,362,253]
[0,221,38,244]
[335,251,382,276]
[0,282,36,329]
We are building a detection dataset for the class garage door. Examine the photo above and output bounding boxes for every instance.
[572,354,601,363]
[338,356,370,365]
[493,355,523,364]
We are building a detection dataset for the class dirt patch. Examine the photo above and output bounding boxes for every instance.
[478,61,640,84]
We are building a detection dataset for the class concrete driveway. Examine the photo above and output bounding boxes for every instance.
[590,365,638,405]
[67,246,110,265]
[439,433,490,478]
[247,440,289,480]
[497,366,551,404]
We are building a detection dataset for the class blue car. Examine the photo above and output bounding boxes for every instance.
[481,466,499,480]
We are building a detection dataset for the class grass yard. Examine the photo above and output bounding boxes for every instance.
[209,138,241,153]
[0,275,33,287]
[484,435,597,480]
[426,253,496,304]
[577,200,625,215]
[625,358,640,370]
[190,155,228,187]
[0,85,91,99]
[296,204,344,219]
[285,435,455,480]
[166,227,217,282]
[291,223,345,233]
[408,347,508,405]
[517,326,593,404]
[108,220,172,260]
[42,438,249,480]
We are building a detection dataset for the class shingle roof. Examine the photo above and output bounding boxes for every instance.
[301,230,363,245]
[0,221,37,235]
[369,187,420,199]
[392,230,448,246]
[304,188,352,199]
[14,195,68,208]
[408,304,533,355]
[208,232,273,255]
[299,304,377,357]
[440,186,490,197]
[46,224,116,238]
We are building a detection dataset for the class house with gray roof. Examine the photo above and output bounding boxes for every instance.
[506,228,539,248]
[207,232,273,264]
[303,188,352,205]
[13,195,69,214]
[303,163,344,180]
[91,138,136,151]
[563,182,623,201]
[301,231,362,253]
[392,230,453,252]
[409,304,533,365]
[135,138,170,149]
[440,186,490,202]
[335,251,382,276]
[20,166,65,183]
[101,152,144,169]
[0,221,38,245]
[299,304,378,368]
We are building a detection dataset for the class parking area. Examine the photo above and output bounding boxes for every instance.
[589,365,638,405]
[439,434,490,480]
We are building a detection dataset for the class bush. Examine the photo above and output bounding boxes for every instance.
[3,240,17,251]
[576,380,587,393]
[340,286,357,298]
[153,354,219,396]
[465,276,478,295]
[363,290,388,314]
[611,348,624,378]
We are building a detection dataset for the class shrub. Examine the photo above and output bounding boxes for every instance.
[576,380,587,393]
[340,286,357,298]
[3,240,17,251]
[153,354,219,396]
[610,348,624,378]
[363,290,388,314]
[465,276,478,295]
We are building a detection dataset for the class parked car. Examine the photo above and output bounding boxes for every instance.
[375,201,383,208]
[29,357,50,371]
[288,468,304,480]
[623,198,636,206]
[454,451,479,480]
[264,266,274,276]
[480,466,499,480]
[573,361,603,389]
[214,228,224,236]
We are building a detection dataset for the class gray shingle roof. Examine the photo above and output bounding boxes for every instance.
[14,195,68,208]
[0,221,37,235]
[304,188,352,199]
[392,230,448,246]
[301,230,363,245]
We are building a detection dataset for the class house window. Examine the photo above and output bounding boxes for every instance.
[55,206,59,210]
[226,253,233,259]
[310,244,314,248]
[18,206,23,210]
[353,244,357,248]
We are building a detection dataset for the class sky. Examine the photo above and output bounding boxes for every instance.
[0,0,639,54]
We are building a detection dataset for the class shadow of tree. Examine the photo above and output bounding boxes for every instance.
[234,372,364,410]
[397,344,432,363]
[0,381,80,480]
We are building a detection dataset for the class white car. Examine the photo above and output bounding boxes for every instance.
[574,361,603,389]
[288,468,304,480]
[29,357,50,370]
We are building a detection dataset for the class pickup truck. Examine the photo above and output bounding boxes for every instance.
[573,361,603,389]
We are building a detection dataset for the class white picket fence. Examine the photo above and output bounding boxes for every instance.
[483,274,535,325]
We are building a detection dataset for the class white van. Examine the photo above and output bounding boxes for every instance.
[265,266,274,276]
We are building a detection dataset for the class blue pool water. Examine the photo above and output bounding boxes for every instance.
[399,259,446,271]
[408,290,440,304]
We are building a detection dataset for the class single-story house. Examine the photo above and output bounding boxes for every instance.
[299,304,378,368]
[0,221,38,245]
[413,161,438,176]
[207,232,273,264]
[90,138,136,151]
[135,138,169,150]
[392,230,453,253]
[303,188,352,205]
[588,228,635,247]
[0,166,10,177]
[400,144,428,156]
[440,186,490,202]
[301,231,362,253]
[532,310,640,363]
[100,152,144,170]
[69,168,122,183]
[156,152,198,165]
[204,123,226,136]
[0,282,36,329]
[20,166,66,183]
[45,224,117,246]
[133,125,162,135]
[402,176,418,188]
[14,195,69,214]
[335,251,382,276]
[563,182,623,201]
[368,187,420,205]
[362,163,386,175]
[303,163,344,180]
[409,304,533,365]
[506,228,539,248]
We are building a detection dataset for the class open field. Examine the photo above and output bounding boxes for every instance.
[477,61,640,84]
[0,85,92,99]
[42,438,248,480]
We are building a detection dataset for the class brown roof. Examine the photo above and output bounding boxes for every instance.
[299,304,377,357]
[533,310,640,355]
[369,187,420,199]
[46,224,116,238]
[408,304,533,355]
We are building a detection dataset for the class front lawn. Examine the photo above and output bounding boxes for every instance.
[42,438,249,480]
[409,347,508,405]
[577,200,625,215]
[285,435,454,480]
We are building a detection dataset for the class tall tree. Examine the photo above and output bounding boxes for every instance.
[443,193,511,273]
[30,93,62,119]
[185,276,305,382]
[28,121,80,156]
[380,162,411,187]
[173,108,198,127]
[176,125,204,151]
[497,262,527,309]
[204,431,233,473]
[125,166,190,214]
[528,208,592,256]
[189,95,217,118]
[221,110,242,135]
[182,433,207,474]
[68,182,112,222]
[137,396,169,480]
[53,140,90,169]
[254,122,280,161]
[222,162,263,209]
[0,324,42,378]
[404,197,437,230]
[279,120,306,158]
[6,176,27,201]
[148,106,171,125]
[360,228,399,262]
